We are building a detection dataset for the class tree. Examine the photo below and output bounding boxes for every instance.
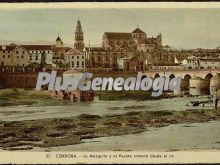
[40,52,47,68]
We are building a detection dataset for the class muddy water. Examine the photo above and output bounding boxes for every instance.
[0,94,219,152]
[35,121,220,152]
[0,96,212,121]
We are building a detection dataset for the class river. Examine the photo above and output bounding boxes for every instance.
[0,94,219,152]
[43,121,220,152]
[0,96,213,121]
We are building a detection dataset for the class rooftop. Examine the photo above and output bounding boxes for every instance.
[22,45,53,50]
[85,47,105,52]
[64,48,84,56]
[104,32,133,40]
[63,69,84,75]
[132,27,145,34]
[0,45,16,51]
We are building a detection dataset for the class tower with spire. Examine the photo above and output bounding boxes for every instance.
[74,19,84,52]
[55,33,63,47]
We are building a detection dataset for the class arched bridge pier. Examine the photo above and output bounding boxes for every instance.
[144,69,220,96]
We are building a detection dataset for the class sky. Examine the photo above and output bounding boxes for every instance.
[0,7,219,49]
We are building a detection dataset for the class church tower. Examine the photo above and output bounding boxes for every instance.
[74,19,84,52]
[55,34,63,47]
[157,33,162,48]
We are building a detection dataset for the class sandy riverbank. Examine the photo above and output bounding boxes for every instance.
[0,108,220,151]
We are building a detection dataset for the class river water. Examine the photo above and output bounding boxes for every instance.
[0,94,219,152]
[44,121,220,152]
[0,96,213,121]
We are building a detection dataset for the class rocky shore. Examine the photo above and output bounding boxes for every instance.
[0,108,220,151]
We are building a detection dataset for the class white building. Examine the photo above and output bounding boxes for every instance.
[199,58,220,69]
[182,56,200,69]
[64,48,85,70]
[182,57,220,69]
[22,45,53,65]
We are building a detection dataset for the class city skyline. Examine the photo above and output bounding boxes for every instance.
[0,8,220,49]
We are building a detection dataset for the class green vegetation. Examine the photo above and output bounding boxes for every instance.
[97,90,173,100]
[0,88,71,107]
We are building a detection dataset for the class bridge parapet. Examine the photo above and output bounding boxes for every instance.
[144,69,220,79]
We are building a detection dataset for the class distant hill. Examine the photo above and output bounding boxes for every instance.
[0,39,103,49]
[0,39,73,47]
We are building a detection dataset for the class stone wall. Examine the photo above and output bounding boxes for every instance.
[0,71,63,88]
[0,72,38,88]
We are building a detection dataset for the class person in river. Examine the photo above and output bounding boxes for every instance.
[213,89,219,109]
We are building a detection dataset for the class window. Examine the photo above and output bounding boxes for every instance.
[17,56,19,58]
[3,55,5,58]
[8,55,10,58]
[82,56,84,59]
[8,51,10,53]
[21,55,24,58]
[16,51,18,54]
[22,64,24,66]
[71,62,74,67]
[82,61,84,67]
[3,51,5,53]
[77,61,79,67]
[22,51,25,54]
[77,56,79,59]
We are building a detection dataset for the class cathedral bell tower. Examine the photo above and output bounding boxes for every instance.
[74,19,84,52]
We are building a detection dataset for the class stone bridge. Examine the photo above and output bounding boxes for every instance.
[144,69,220,95]
[144,69,220,80]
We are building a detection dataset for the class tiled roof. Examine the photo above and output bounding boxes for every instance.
[104,32,133,40]
[0,45,16,51]
[132,28,145,34]
[85,47,105,52]
[64,48,84,56]
[52,46,72,52]
[22,45,53,50]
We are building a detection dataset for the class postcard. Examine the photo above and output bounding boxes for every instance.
[0,2,220,164]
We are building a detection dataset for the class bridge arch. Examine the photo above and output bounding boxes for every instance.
[154,73,160,79]
[183,74,192,80]
[181,74,192,90]
[169,74,175,79]
[141,75,147,80]
[204,73,213,80]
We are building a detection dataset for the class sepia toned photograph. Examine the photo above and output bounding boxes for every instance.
[0,2,220,164]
